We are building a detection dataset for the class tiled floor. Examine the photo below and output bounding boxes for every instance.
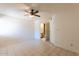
[0,37,79,56]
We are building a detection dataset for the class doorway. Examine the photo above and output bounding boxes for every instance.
[40,22,50,41]
[34,20,50,41]
[40,23,45,38]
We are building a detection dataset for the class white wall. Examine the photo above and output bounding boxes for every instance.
[34,19,40,40]
[50,10,79,53]
[0,8,35,41]
[50,16,56,44]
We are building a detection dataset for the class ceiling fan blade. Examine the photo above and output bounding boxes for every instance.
[24,10,29,13]
[34,10,39,13]
[35,15,40,17]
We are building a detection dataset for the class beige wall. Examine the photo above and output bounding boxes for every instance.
[50,10,79,53]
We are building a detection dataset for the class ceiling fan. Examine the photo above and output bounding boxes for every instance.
[24,9,40,17]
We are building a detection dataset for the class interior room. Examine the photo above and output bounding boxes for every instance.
[0,3,79,56]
